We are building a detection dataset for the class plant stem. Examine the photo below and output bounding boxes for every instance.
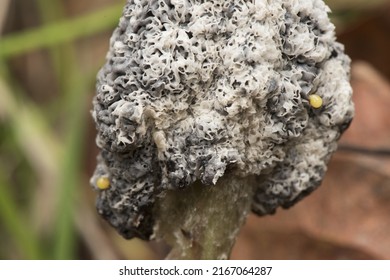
[154,174,255,259]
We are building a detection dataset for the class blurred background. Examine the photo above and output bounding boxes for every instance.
[0,0,390,260]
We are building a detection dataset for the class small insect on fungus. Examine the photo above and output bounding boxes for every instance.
[96,176,110,190]
[308,94,323,109]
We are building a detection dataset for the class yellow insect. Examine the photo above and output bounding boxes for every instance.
[96,176,110,190]
[308,94,323,109]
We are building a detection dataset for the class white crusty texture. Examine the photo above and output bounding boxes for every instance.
[91,0,354,239]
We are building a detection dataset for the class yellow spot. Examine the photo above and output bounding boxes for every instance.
[309,94,323,109]
[96,177,110,190]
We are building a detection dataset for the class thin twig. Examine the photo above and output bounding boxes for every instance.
[338,144,390,157]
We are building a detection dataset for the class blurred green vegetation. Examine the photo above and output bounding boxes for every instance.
[0,0,125,259]
[0,0,388,259]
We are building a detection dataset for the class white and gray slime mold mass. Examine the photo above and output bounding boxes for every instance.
[90,0,354,239]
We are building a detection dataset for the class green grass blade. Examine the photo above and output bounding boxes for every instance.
[36,0,74,92]
[0,170,43,259]
[0,3,123,58]
[53,62,99,259]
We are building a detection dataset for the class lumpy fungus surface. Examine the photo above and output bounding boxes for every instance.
[91,0,354,239]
